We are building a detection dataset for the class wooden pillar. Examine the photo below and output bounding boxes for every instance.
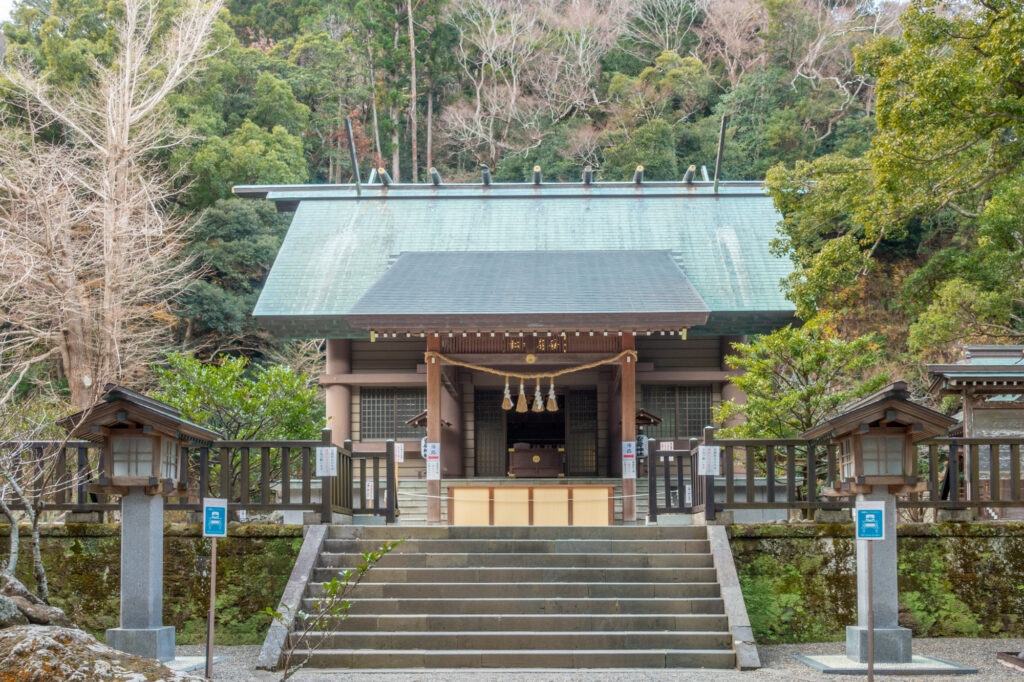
[621,334,636,523]
[426,334,442,523]
[325,339,351,445]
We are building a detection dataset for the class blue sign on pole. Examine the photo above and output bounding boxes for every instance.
[855,502,886,541]
[203,498,228,538]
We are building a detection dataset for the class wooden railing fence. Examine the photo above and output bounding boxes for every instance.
[0,430,398,523]
[647,427,1024,521]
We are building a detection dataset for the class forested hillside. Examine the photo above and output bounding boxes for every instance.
[1,0,1021,417]
[2,0,893,356]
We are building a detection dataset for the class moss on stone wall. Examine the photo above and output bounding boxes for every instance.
[729,523,1024,644]
[0,523,302,645]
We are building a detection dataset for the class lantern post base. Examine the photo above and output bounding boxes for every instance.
[111,488,176,661]
[105,626,176,662]
[846,625,912,664]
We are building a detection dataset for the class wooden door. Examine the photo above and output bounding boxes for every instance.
[474,389,506,477]
[565,389,598,476]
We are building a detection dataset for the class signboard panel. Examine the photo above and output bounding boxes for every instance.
[425,442,441,480]
[622,441,637,479]
[315,446,338,477]
[658,441,675,452]
[365,480,374,506]
[697,445,721,476]
[202,498,228,538]
[394,442,405,463]
[855,501,886,540]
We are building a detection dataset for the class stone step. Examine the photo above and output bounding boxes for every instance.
[323,538,711,554]
[290,648,736,669]
[305,596,725,615]
[297,613,729,632]
[319,552,714,569]
[311,566,718,584]
[329,525,706,540]
[308,581,721,599]
[289,631,733,651]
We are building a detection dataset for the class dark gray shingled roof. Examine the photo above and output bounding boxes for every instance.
[345,250,710,332]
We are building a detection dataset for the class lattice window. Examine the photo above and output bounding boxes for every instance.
[640,385,712,442]
[360,388,427,440]
[566,389,597,475]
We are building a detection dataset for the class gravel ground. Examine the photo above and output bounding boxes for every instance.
[177,638,1024,682]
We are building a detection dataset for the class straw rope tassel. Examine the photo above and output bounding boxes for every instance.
[502,377,513,410]
[547,378,558,412]
[532,379,544,412]
[516,380,528,413]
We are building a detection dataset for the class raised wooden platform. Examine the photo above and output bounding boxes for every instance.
[448,484,614,526]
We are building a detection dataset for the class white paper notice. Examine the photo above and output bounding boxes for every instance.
[315,446,338,476]
[394,442,405,463]
[697,445,721,476]
[658,441,675,452]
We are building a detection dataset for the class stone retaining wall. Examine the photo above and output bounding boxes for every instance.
[0,524,302,645]
[729,522,1024,644]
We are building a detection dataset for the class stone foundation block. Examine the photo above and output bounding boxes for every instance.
[846,625,912,663]
[106,625,175,662]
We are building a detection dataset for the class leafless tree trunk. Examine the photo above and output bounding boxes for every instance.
[621,0,700,59]
[440,0,621,169]
[0,0,221,410]
[694,0,767,87]
[426,83,434,170]
[407,0,419,182]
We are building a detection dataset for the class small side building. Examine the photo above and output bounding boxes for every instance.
[929,344,1024,518]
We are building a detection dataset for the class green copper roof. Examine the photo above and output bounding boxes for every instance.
[242,182,796,338]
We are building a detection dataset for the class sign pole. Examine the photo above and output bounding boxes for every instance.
[201,497,227,680]
[206,536,217,679]
[867,539,874,682]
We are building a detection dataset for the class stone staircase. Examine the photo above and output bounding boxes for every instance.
[278,525,748,670]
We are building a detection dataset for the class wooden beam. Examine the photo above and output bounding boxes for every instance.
[426,334,442,523]
[320,372,426,386]
[621,334,636,523]
[635,370,740,383]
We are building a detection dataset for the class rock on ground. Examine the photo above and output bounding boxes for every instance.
[0,596,27,629]
[0,625,202,681]
[8,596,73,627]
[0,573,73,628]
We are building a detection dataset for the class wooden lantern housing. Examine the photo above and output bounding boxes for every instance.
[60,385,220,496]
[802,382,956,496]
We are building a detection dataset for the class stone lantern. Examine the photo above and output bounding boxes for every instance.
[802,382,955,665]
[62,385,219,661]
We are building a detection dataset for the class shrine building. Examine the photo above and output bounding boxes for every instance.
[235,171,795,523]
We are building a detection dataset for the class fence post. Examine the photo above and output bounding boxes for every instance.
[703,427,716,522]
[76,445,89,509]
[647,440,658,523]
[343,439,353,512]
[949,439,960,505]
[385,440,396,524]
[320,429,333,524]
